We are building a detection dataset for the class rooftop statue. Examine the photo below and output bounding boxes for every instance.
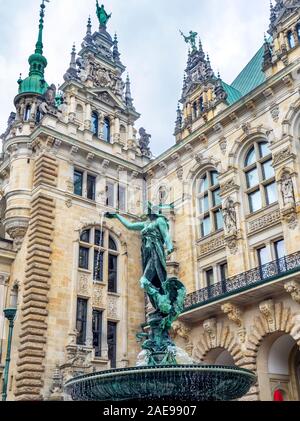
[106,203,186,366]
[180,30,198,51]
[96,1,112,28]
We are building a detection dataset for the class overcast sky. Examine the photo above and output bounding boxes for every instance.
[0,0,270,155]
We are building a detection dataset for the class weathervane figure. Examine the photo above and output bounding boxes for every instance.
[180,30,198,51]
[96,1,112,28]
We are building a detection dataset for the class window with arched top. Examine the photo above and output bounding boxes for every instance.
[244,140,277,213]
[78,228,119,293]
[196,170,223,238]
[91,111,99,136]
[103,117,111,143]
[24,105,31,121]
[288,31,296,49]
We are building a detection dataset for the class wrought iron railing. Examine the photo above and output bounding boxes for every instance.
[184,251,300,311]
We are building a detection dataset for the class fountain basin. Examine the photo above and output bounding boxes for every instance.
[64,365,256,401]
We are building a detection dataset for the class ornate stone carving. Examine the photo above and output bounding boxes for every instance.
[284,280,300,304]
[219,137,227,153]
[220,179,240,196]
[273,148,294,166]
[241,122,251,134]
[198,234,226,257]
[176,166,184,181]
[221,303,242,327]
[171,321,193,356]
[203,318,217,348]
[93,283,105,308]
[4,219,29,251]
[222,197,237,236]
[107,295,119,320]
[270,105,280,122]
[225,235,239,255]
[280,171,295,207]
[259,299,276,332]
[138,128,152,158]
[248,209,281,234]
[78,274,90,296]
[65,199,72,208]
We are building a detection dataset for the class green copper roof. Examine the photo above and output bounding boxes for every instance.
[18,1,48,96]
[221,81,243,105]
[231,45,266,96]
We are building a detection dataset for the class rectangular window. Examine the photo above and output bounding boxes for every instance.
[201,216,211,237]
[76,298,87,345]
[108,254,118,293]
[106,182,114,207]
[214,209,224,231]
[274,239,285,260]
[262,160,275,180]
[265,182,278,206]
[118,185,126,211]
[219,263,228,282]
[79,247,89,270]
[87,175,96,201]
[94,250,104,282]
[108,321,117,369]
[257,246,271,266]
[80,229,90,243]
[92,310,103,357]
[246,168,259,189]
[205,268,214,287]
[249,190,262,213]
[74,170,83,196]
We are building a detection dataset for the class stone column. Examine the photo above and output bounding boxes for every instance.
[84,103,92,130]
[0,274,9,360]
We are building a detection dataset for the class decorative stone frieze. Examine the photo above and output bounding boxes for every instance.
[107,294,119,320]
[284,280,300,304]
[272,147,295,166]
[197,233,226,258]
[93,283,105,308]
[248,209,281,234]
[220,179,240,196]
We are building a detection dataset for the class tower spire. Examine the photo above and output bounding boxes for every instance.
[113,33,121,62]
[87,15,92,35]
[125,74,134,109]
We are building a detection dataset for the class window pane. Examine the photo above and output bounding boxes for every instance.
[274,240,285,260]
[76,298,87,345]
[103,118,111,143]
[265,182,278,205]
[199,175,209,193]
[259,142,271,158]
[91,112,99,135]
[80,229,90,243]
[212,188,221,206]
[118,185,126,211]
[94,250,104,281]
[108,254,118,293]
[210,171,219,186]
[74,170,83,196]
[258,247,270,266]
[249,190,262,213]
[220,263,228,282]
[288,32,296,49]
[245,147,256,167]
[109,236,118,251]
[199,195,209,213]
[246,168,259,188]
[206,269,214,286]
[79,247,89,270]
[95,230,104,247]
[93,310,103,357]
[106,182,114,207]
[214,209,224,230]
[87,175,96,201]
[108,322,117,368]
[262,160,274,180]
[201,216,211,237]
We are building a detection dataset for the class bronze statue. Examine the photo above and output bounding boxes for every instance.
[96,1,112,28]
[180,30,198,51]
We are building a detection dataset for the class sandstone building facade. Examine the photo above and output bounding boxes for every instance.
[0,0,300,401]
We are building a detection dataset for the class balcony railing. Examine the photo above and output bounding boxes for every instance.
[184,251,300,311]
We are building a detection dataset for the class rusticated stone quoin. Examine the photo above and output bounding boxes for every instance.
[14,153,57,401]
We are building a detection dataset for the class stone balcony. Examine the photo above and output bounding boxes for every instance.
[181,251,300,323]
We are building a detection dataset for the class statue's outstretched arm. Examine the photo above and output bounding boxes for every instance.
[106,213,145,232]
[157,218,174,254]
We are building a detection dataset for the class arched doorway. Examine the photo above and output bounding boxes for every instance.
[257,333,300,401]
[203,347,235,366]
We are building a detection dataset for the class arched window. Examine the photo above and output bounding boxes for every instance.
[196,170,223,238]
[78,228,119,293]
[244,140,277,213]
[103,117,111,143]
[288,31,295,49]
[91,111,99,136]
[24,105,31,121]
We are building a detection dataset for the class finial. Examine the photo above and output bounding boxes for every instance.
[87,15,92,35]
[96,1,112,29]
[70,43,76,68]
[35,0,50,56]
[113,33,121,62]
[125,74,134,109]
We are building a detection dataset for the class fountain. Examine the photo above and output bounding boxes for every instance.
[65,203,256,401]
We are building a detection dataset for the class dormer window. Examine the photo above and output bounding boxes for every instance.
[288,31,295,49]
[103,117,111,143]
